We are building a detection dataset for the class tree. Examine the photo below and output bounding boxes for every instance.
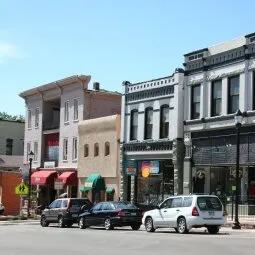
[0,111,25,121]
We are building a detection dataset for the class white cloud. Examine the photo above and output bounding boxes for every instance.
[0,41,24,63]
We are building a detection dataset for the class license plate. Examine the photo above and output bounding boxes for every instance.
[208,211,215,216]
[72,214,78,217]
[131,213,136,216]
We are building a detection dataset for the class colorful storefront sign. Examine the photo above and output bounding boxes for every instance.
[124,160,137,176]
[141,161,160,176]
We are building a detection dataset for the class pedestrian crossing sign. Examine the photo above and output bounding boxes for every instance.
[15,183,29,195]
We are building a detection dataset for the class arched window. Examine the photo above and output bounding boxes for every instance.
[130,110,138,140]
[160,105,169,138]
[94,143,99,157]
[105,142,110,156]
[144,107,153,139]
[84,144,89,157]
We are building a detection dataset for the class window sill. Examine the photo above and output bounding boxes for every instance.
[28,127,32,130]
[72,159,77,162]
[73,119,79,123]
[62,160,68,162]
[64,121,70,125]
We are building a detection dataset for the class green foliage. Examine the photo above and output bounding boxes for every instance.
[0,111,25,121]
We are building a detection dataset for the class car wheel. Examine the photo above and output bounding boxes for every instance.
[145,217,155,233]
[207,226,220,234]
[58,216,65,228]
[104,217,114,230]
[79,217,86,229]
[131,224,141,230]
[177,217,189,234]
[40,216,49,227]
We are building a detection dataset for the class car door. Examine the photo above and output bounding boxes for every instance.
[52,200,62,222]
[47,200,58,222]
[155,198,173,227]
[86,203,102,226]
[98,202,110,225]
[166,197,183,227]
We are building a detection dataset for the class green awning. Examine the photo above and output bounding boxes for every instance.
[80,173,105,192]
[106,187,115,194]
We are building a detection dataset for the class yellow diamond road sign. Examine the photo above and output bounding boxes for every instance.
[15,183,29,195]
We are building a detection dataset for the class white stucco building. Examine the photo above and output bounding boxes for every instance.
[120,69,185,204]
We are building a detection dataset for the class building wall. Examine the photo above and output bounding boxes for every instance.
[0,120,25,156]
[78,115,121,198]
[24,94,43,168]
[0,170,22,215]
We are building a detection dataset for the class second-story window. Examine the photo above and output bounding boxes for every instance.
[6,139,13,155]
[27,142,31,162]
[191,85,200,119]
[211,80,222,117]
[94,143,99,157]
[74,99,78,120]
[35,108,39,128]
[160,105,169,138]
[144,107,153,139]
[72,137,78,160]
[228,76,239,114]
[105,142,110,156]
[84,144,89,157]
[63,138,68,160]
[28,109,32,128]
[130,110,138,140]
[64,101,69,122]
[34,141,38,161]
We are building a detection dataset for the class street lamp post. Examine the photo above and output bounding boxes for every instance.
[27,151,34,217]
[232,109,243,230]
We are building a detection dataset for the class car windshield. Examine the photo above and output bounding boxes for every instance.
[113,202,138,209]
[70,199,90,208]
[197,196,222,211]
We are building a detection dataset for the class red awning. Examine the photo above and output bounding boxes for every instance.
[31,170,57,185]
[58,171,77,185]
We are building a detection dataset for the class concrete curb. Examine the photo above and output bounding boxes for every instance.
[0,220,40,226]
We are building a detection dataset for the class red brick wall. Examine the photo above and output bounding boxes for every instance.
[0,170,22,215]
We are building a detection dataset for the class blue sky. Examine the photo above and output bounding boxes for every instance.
[1,0,255,115]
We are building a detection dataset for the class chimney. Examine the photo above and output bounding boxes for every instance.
[93,82,100,90]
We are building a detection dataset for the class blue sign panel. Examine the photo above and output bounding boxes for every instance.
[124,160,137,176]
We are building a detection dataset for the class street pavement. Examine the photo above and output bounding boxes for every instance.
[0,224,255,255]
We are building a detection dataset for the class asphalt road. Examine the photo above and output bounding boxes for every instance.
[0,224,255,255]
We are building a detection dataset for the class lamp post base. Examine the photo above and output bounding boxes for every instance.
[232,222,241,229]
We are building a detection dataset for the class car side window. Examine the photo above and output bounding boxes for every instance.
[62,200,68,208]
[160,199,172,209]
[92,203,102,211]
[171,197,182,208]
[101,203,112,211]
[55,200,62,209]
[49,200,58,209]
[182,197,193,207]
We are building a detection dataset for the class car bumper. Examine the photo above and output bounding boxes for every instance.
[111,217,142,226]
[186,216,227,229]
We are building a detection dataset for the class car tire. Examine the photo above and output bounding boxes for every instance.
[145,217,155,233]
[104,217,114,230]
[79,217,86,229]
[177,217,189,234]
[40,216,49,227]
[207,226,220,234]
[58,216,65,228]
[131,224,141,230]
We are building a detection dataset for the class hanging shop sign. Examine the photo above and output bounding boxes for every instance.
[141,161,160,176]
[124,160,137,176]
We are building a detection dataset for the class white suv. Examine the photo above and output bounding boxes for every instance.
[142,195,227,234]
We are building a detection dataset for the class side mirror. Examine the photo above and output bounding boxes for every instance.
[45,206,50,209]
[156,205,160,210]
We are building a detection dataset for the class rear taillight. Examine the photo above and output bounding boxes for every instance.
[223,210,227,216]
[117,211,125,217]
[192,207,199,216]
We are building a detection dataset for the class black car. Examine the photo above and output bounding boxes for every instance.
[40,198,92,228]
[78,201,143,230]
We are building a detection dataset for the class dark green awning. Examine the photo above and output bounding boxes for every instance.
[105,187,115,194]
[80,173,105,192]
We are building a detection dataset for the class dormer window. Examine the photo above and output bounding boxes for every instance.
[188,53,204,61]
